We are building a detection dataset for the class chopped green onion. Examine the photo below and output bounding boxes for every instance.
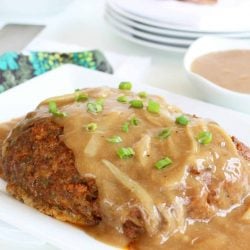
[106,135,123,144]
[197,131,212,145]
[176,115,189,126]
[147,99,160,114]
[122,122,129,133]
[48,101,57,113]
[129,117,139,126]
[117,147,135,159]
[158,128,171,139]
[129,100,143,109]
[87,101,103,113]
[138,91,147,98]
[96,98,105,106]
[119,81,132,90]
[154,157,172,170]
[75,90,88,102]
[48,101,67,117]
[117,95,128,103]
[122,117,139,133]
[85,123,97,132]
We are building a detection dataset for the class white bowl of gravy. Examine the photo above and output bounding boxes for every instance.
[184,36,250,114]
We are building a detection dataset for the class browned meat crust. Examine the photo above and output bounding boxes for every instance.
[0,118,22,178]
[232,136,250,161]
[123,220,144,241]
[123,208,145,240]
[2,117,101,226]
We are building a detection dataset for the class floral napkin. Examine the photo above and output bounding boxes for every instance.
[0,50,113,93]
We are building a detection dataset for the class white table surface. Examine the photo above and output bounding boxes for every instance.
[33,0,197,99]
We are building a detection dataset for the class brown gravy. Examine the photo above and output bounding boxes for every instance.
[191,50,250,94]
[0,87,250,250]
[131,196,250,250]
[83,196,250,250]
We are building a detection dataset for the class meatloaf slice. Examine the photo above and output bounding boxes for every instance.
[2,117,101,226]
[1,115,250,242]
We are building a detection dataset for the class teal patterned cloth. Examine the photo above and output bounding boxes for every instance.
[0,50,113,93]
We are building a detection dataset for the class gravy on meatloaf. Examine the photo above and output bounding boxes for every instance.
[0,86,250,249]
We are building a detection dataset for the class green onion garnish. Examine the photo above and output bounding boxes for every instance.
[176,115,189,126]
[121,117,139,132]
[154,157,172,170]
[138,91,147,98]
[75,90,88,102]
[85,123,97,132]
[96,98,105,106]
[106,135,123,144]
[117,147,135,159]
[129,100,143,109]
[158,128,171,139]
[48,101,67,117]
[119,81,132,90]
[129,117,139,126]
[87,101,103,113]
[147,99,160,114]
[122,122,129,133]
[48,101,58,114]
[117,95,128,103]
[197,131,212,145]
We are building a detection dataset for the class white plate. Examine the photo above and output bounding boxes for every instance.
[106,5,195,40]
[105,11,191,46]
[104,14,187,53]
[106,3,250,39]
[105,17,186,53]
[0,65,250,250]
[108,0,250,33]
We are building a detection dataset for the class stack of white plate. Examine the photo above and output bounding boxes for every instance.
[105,0,250,53]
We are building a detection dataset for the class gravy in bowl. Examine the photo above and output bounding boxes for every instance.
[191,50,250,94]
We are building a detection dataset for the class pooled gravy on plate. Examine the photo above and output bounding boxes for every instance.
[1,87,250,250]
[191,50,250,94]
